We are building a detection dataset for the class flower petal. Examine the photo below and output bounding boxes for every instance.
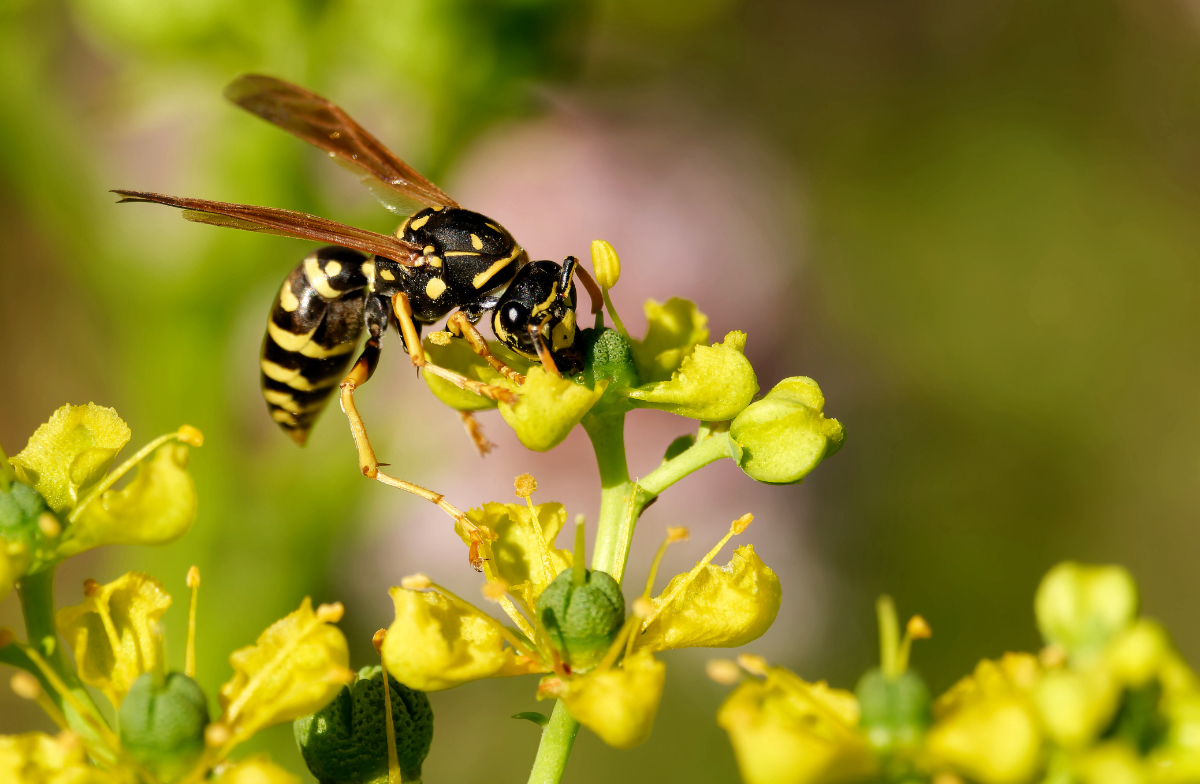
[0,732,115,783]
[61,443,197,557]
[421,337,533,411]
[213,755,300,784]
[549,650,666,749]
[717,669,875,784]
[217,598,352,747]
[10,404,131,513]
[499,367,606,452]
[623,332,758,421]
[630,298,710,383]
[461,502,571,603]
[383,587,542,692]
[1035,562,1138,663]
[638,544,780,652]
[55,572,172,707]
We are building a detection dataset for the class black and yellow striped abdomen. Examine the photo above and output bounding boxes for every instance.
[261,246,372,444]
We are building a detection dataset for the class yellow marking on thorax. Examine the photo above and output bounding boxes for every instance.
[361,260,376,286]
[380,269,396,281]
[472,246,521,289]
[470,233,483,250]
[267,321,317,352]
[396,216,412,237]
[410,214,430,231]
[424,245,435,254]
[445,251,480,257]
[426,278,447,300]
[486,222,501,232]
[324,260,342,277]
[279,281,300,312]
[428,256,443,268]
[304,256,340,298]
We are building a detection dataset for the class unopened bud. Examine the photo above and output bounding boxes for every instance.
[10,672,41,700]
[315,602,344,623]
[737,653,768,677]
[707,659,742,685]
[401,574,432,590]
[37,513,61,538]
[590,239,621,289]
[731,514,754,535]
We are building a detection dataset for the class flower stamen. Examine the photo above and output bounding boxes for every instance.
[186,565,200,678]
[372,629,402,784]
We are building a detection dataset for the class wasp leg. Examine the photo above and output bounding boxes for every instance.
[391,293,518,405]
[339,295,476,526]
[446,311,526,384]
[527,323,562,378]
[458,411,494,456]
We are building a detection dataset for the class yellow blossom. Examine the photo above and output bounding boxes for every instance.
[1035,664,1120,749]
[541,650,666,749]
[630,298,709,383]
[459,502,572,605]
[0,731,119,784]
[383,586,543,692]
[212,755,300,784]
[1035,562,1138,663]
[498,367,607,452]
[55,572,171,708]
[216,598,352,750]
[622,332,759,421]
[717,664,876,784]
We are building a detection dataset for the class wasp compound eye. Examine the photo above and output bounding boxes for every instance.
[496,302,534,350]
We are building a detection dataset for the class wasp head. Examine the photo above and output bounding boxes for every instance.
[493,257,583,376]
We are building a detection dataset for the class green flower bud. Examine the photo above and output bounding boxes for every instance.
[1035,562,1138,662]
[0,480,62,582]
[576,327,641,417]
[630,298,709,383]
[855,667,931,752]
[622,332,758,421]
[536,568,625,670]
[295,665,434,784]
[730,377,845,485]
[118,672,209,783]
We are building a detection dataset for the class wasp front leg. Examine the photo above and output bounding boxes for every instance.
[446,311,526,385]
[391,293,518,405]
[339,295,474,526]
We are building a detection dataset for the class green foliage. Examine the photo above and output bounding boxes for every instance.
[295,665,434,784]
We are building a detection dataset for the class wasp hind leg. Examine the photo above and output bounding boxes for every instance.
[391,293,518,405]
[338,294,477,528]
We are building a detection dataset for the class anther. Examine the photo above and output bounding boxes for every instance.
[482,581,509,602]
[514,473,537,500]
[37,513,61,538]
[666,526,689,543]
[316,602,345,623]
[907,615,932,639]
[372,629,387,655]
[737,653,769,677]
[83,579,100,597]
[176,425,205,447]
[428,330,453,346]
[731,513,754,535]
[632,597,654,619]
[402,574,433,590]
[706,659,742,685]
[10,672,41,700]
[205,723,231,748]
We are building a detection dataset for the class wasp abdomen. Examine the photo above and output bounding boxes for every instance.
[260,246,371,444]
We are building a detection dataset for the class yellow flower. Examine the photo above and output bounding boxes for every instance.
[55,572,171,708]
[212,755,300,784]
[1035,664,1120,749]
[382,584,543,692]
[498,367,607,452]
[215,598,353,750]
[0,731,121,784]
[717,663,876,784]
[621,332,759,421]
[540,650,666,749]
[925,654,1044,784]
[629,297,709,383]
[1035,562,1138,663]
[458,500,573,607]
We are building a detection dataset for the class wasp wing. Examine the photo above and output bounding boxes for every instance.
[113,190,422,264]
[224,74,460,214]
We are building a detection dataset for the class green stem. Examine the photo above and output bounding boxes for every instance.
[18,567,110,747]
[526,701,580,784]
[0,444,12,491]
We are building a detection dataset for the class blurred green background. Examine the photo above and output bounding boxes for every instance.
[2,0,1200,781]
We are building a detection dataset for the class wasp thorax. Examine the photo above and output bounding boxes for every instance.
[536,568,625,670]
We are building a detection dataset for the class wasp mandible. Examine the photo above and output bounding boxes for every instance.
[115,75,602,518]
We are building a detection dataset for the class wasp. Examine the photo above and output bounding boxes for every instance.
[115,75,601,521]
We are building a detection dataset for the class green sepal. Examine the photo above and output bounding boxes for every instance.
[662,434,696,463]
[512,711,550,727]
[630,298,709,383]
[295,665,434,784]
[621,332,759,421]
[855,667,931,753]
[729,376,844,484]
[118,672,210,783]
[536,568,625,671]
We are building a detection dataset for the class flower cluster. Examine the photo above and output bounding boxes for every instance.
[713,562,1200,784]
[0,407,364,784]
[379,476,780,749]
